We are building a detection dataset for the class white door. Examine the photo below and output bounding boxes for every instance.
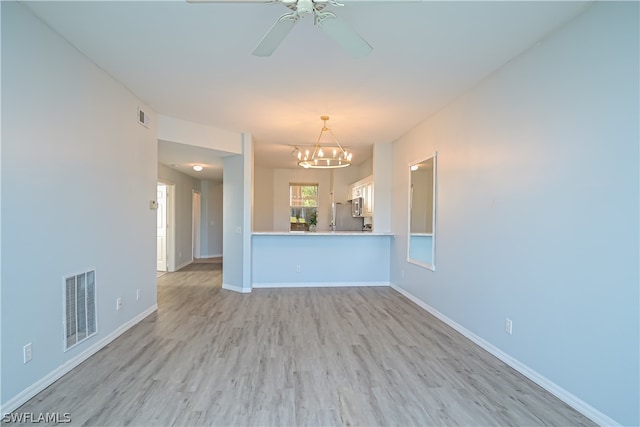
[192,191,201,259]
[157,184,168,271]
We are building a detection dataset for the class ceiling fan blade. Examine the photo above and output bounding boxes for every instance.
[317,13,372,58]
[252,13,298,57]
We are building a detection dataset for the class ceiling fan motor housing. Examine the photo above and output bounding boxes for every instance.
[295,0,314,16]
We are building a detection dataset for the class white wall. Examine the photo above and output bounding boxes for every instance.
[373,143,392,232]
[357,157,373,179]
[1,2,158,410]
[157,115,242,154]
[390,2,639,425]
[331,165,363,204]
[253,166,274,232]
[157,163,200,270]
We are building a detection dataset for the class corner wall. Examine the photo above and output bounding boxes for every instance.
[1,2,158,410]
[390,3,639,425]
[200,180,223,258]
[222,134,252,293]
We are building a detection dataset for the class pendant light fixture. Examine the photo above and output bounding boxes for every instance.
[298,116,352,169]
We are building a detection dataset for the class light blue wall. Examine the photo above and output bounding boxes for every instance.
[223,155,244,289]
[252,235,391,285]
[408,235,433,265]
[390,2,639,425]
[222,135,252,292]
[1,2,158,409]
[200,180,223,258]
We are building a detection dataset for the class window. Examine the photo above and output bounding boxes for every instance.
[290,183,318,231]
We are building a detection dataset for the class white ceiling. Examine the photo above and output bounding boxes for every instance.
[25,0,591,181]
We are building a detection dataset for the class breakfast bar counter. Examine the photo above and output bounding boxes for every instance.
[251,231,393,287]
[252,231,393,236]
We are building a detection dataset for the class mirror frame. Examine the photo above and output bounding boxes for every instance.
[407,152,437,271]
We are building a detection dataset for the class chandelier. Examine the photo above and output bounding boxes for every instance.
[297,116,352,169]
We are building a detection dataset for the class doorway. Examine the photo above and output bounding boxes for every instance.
[157,182,176,272]
[192,190,201,260]
[157,184,168,272]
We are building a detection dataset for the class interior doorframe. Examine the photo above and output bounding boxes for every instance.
[192,190,201,260]
[156,183,168,272]
[159,180,177,272]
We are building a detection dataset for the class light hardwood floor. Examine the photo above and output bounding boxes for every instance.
[15,263,594,426]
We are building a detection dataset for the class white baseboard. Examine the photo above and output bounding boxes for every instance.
[0,304,158,417]
[389,283,620,427]
[198,254,222,259]
[222,283,251,293]
[252,281,390,289]
[174,260,192,271]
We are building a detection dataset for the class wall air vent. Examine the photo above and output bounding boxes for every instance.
[137,107,149,128]
[63,269,97,351]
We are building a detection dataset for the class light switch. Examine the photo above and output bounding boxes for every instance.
[150,200,158,210]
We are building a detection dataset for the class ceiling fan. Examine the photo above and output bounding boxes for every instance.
[186,0,372,58]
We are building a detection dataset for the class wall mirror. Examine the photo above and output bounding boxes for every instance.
[408,153,436,270]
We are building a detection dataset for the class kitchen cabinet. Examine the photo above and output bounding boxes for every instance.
[351,185,364,200]
[363,181,374,216]
[349,175,374,217]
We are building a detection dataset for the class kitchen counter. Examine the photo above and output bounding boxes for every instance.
[251,232,393,287]
[252,231,393,236]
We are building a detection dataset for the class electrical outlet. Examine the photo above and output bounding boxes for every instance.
[296,265,301,273]
[136,289,141,301]
[23,343,32,364]
[505,318,513,335]
[116,298,122,311]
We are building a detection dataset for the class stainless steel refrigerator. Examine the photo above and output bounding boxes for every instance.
[332,202,364,231]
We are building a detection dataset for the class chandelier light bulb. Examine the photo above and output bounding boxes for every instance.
[296,116,352,169]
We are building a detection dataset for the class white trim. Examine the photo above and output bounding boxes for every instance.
[253,281,390,289]
[389,283,620,427]
[222,283,252,293]
[173,260,192,272]
[198,254,222,259]
[1,304,158,417]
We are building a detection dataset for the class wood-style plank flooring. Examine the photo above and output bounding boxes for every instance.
[14,263,594,426]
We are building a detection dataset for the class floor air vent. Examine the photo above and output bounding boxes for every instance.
[64,270,97,351]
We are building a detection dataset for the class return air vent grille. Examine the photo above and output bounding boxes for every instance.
[137,107,149,128]
[63,270,97,351]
